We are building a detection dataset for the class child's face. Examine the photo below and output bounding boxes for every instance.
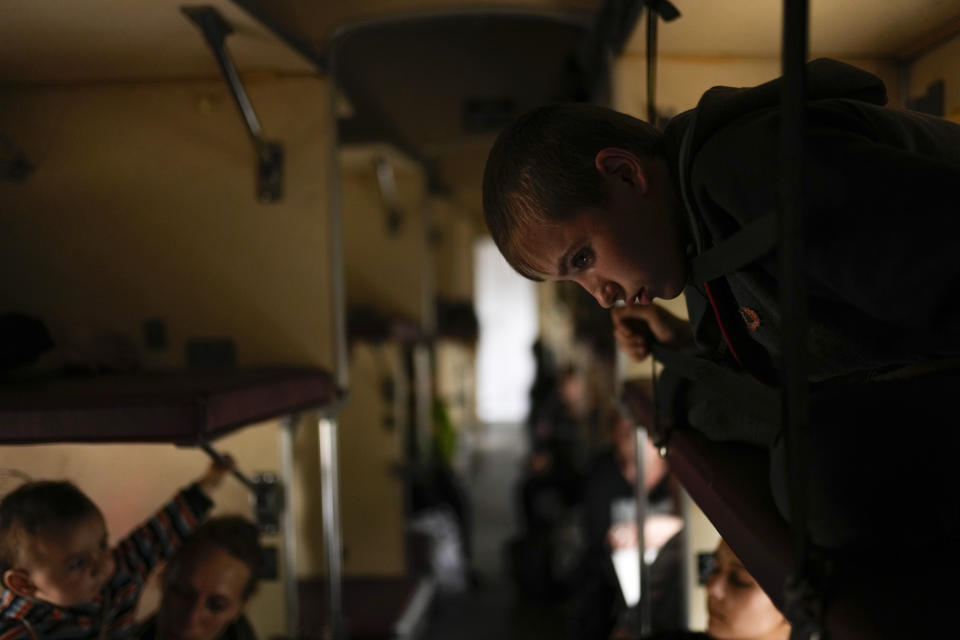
[522,154,687,307]
[706,541,788,640]
[23,513,115,607]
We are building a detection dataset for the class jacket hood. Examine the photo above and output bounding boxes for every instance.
[667,58,887,160]
[662,58,888,255]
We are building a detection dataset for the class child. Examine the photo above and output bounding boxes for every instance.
[482,58,960,547]
[0,459,231,639]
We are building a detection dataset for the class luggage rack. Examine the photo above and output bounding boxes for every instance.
[0,367,337,444]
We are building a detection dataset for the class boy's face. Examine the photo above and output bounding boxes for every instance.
[523,150,687,307]
[19,513,115,607]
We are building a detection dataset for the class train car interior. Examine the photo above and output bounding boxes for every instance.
[1,1,959,639]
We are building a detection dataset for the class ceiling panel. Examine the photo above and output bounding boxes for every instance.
[0,0,315,85]
[625,0,960,58]
[245,0,598,46]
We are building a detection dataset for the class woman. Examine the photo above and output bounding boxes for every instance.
[139,516,261,640]
[631,538,790,640]
[704,540,789,640]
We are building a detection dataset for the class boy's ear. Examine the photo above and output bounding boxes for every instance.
[595,148,648,193]
[3,568,37,598]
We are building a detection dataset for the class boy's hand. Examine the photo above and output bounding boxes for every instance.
[197,454,235,495]
[611,303,692,361]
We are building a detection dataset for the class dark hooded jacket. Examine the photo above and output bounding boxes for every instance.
[657,59,960,447]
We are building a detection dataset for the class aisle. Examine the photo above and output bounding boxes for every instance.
[420,423,567,640]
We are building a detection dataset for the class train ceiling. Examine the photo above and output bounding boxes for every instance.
[2,0,958,215]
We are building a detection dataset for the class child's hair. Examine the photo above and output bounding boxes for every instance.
[0,481,102,572]
[168,516,262,599]
[482,103,664,279]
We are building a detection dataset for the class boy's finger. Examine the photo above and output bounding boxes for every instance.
[209,453,236,472]
[614,318,651,339]
[612,303,659,323]
[623,335,648,350]
[629,346,649,360]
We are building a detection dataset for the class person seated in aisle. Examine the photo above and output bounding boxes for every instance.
[136,516,262,640]
[0,457,232,639]
[571,408,684,640]
[482,57,960,549]
[519,364,589,535]
[508,364,592,602]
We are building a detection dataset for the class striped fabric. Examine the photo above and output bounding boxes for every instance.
[0,484,212,639]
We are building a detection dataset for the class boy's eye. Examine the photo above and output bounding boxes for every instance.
[206,596,229,613]
[68,557,87,571]
[571,247,593,270]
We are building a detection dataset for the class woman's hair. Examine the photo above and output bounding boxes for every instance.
[170,516,262,599]
[482,103,663,279]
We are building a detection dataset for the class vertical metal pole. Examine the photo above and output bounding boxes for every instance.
[781,0,810,589]
[279,414,300,639]
[319,415,344,640]
[421,196,437,338]
[412,343,433,465]
[633,425,651,638]
[678,488,691,629]
[327,48,349,392]
[325,43,349,640]
[780,2,820,638]
[646,6,659,125]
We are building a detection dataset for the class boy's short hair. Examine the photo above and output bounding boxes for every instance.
[482,103,663,279]
[0,481,102,571]
[168,516,262,599]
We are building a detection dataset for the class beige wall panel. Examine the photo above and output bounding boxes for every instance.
[909,34,960,120]
[433,198,475,301]
[0,75,334,369]
[336,342,407,576]
[683,494,720,631]
[0,419,287,637]
[435,340,477,439]
[291,411,326,577]
[613,56,902,118]
[341,154,428,324]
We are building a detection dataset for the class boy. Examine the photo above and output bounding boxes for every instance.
[483,59,960,547]
[0,460,230,639]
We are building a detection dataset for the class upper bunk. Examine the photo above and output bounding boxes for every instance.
[0,368,336,444]
[0,0,344,447]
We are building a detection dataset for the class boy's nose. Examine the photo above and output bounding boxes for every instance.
[94,550,113,577]
[186,602,206,632]
[589,280,620,309]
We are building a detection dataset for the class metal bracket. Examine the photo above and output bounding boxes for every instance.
[251,472,285,535]
[198,442,286,534]
[182,5,283,203]
[579,0,680,101]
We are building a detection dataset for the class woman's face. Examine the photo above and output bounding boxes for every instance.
[706,541,789,640]
[157,546,251,640]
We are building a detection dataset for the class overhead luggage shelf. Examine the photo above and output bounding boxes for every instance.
[0,368,336,444]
